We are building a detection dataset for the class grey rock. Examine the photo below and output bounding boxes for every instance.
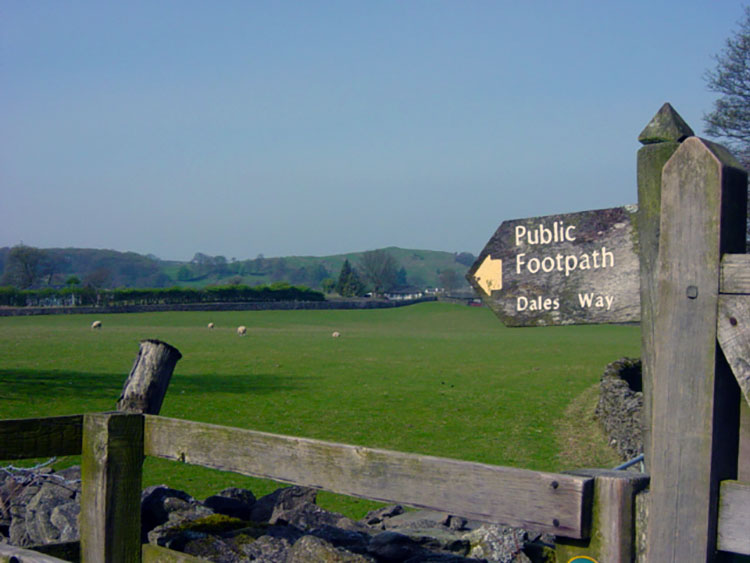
[393,527,470,556]
[204,487,256,521]
[404,553,486,563]
[379,509,452,530]
[9,478,79,546]
[271,498,368,534]
[146,507,218,550]
[361,504,405,526]
[261,523,305,544]
[237,534,293,562]
[446,515,469,531]
[251,485,317,523]
[183,535,245,563]
[49,502,80,542]
[309,524,371,554]
[368,531,423,562]
[8,482,41,546]
[141,485,202,541]
[463,524,529,563]
[150,526,208,552]
[288,534,375,563]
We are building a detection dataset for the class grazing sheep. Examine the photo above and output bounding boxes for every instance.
[207,322,215,329]
[332,331,340,338]
[91,320,102,330]
[237,326,247,336]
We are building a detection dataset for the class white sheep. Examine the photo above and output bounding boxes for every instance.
[207,322,215,329]
[91,320,102,330]
[332,331,340,338]
[237,326,247,336]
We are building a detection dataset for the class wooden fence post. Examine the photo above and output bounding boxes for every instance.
[117,339,182,414]
[80,412,144,563]
[555,469,649,562]
[636,103,693,472]
[646,137,747,561]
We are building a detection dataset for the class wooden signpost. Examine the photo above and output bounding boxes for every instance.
[467,206,640,326]
[470,103,750,563]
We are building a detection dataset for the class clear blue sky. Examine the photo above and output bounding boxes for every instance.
[1,1,746,261]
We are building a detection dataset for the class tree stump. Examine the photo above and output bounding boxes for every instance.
[116,339,182,415]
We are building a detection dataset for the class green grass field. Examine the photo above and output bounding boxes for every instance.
[0,302,640,517]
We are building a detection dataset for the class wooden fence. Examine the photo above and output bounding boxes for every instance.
[0,411,600,562]
[3,105,750,562]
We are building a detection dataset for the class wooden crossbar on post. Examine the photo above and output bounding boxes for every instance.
[144,414,594,538]
[646,137,747,562]
[555,469,650,563]
[80,412,144,563]
[0,414,83,459]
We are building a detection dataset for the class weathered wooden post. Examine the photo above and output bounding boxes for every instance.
[117,339,182,414]
[555,469,649,562]
[79,340,180,562]
[636,103,693,472]
[646,137,747,561]
[80,412,144,562]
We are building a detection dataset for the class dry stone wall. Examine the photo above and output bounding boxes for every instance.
[1,467,554,562]
[595,357,644,461]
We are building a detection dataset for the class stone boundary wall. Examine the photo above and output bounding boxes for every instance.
[1,466,554,562]
[595,357,644,461]
[0,297,437,317]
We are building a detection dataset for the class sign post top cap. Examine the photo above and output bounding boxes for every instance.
[638,103,694,145]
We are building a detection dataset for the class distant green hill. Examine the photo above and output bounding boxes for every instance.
[0,246,475,292]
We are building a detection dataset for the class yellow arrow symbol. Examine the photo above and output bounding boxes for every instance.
[474,255,503,295]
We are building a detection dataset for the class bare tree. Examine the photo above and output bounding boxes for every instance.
[704,6,750,240]
[359,250,398,295]
[439,268,460,293]
[1,245,48,288]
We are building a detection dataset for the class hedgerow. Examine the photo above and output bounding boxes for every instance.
[0,283,324,307]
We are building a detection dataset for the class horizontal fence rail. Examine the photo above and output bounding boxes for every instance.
[144,414,593,538]
[0,543,72,562]
[720,254,750,294]
[0,414,83,460]
[717,480,750,555]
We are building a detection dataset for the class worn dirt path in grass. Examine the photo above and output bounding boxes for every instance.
[554,383,623,471]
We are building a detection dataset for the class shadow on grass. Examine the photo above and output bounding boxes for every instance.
[0,369,308,403]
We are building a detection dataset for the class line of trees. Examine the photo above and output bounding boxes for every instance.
[329,250,469,298]
[0,283,324,308]
[332,250,410,297]
[335,259,366,297]
[0,245,169,289]
[178,253,332,288]
[0,245,476,297]
[1,245,55,288]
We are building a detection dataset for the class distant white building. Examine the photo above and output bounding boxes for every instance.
[383,287,424,301]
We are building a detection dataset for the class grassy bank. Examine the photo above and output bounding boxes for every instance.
[0,302,639,517]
